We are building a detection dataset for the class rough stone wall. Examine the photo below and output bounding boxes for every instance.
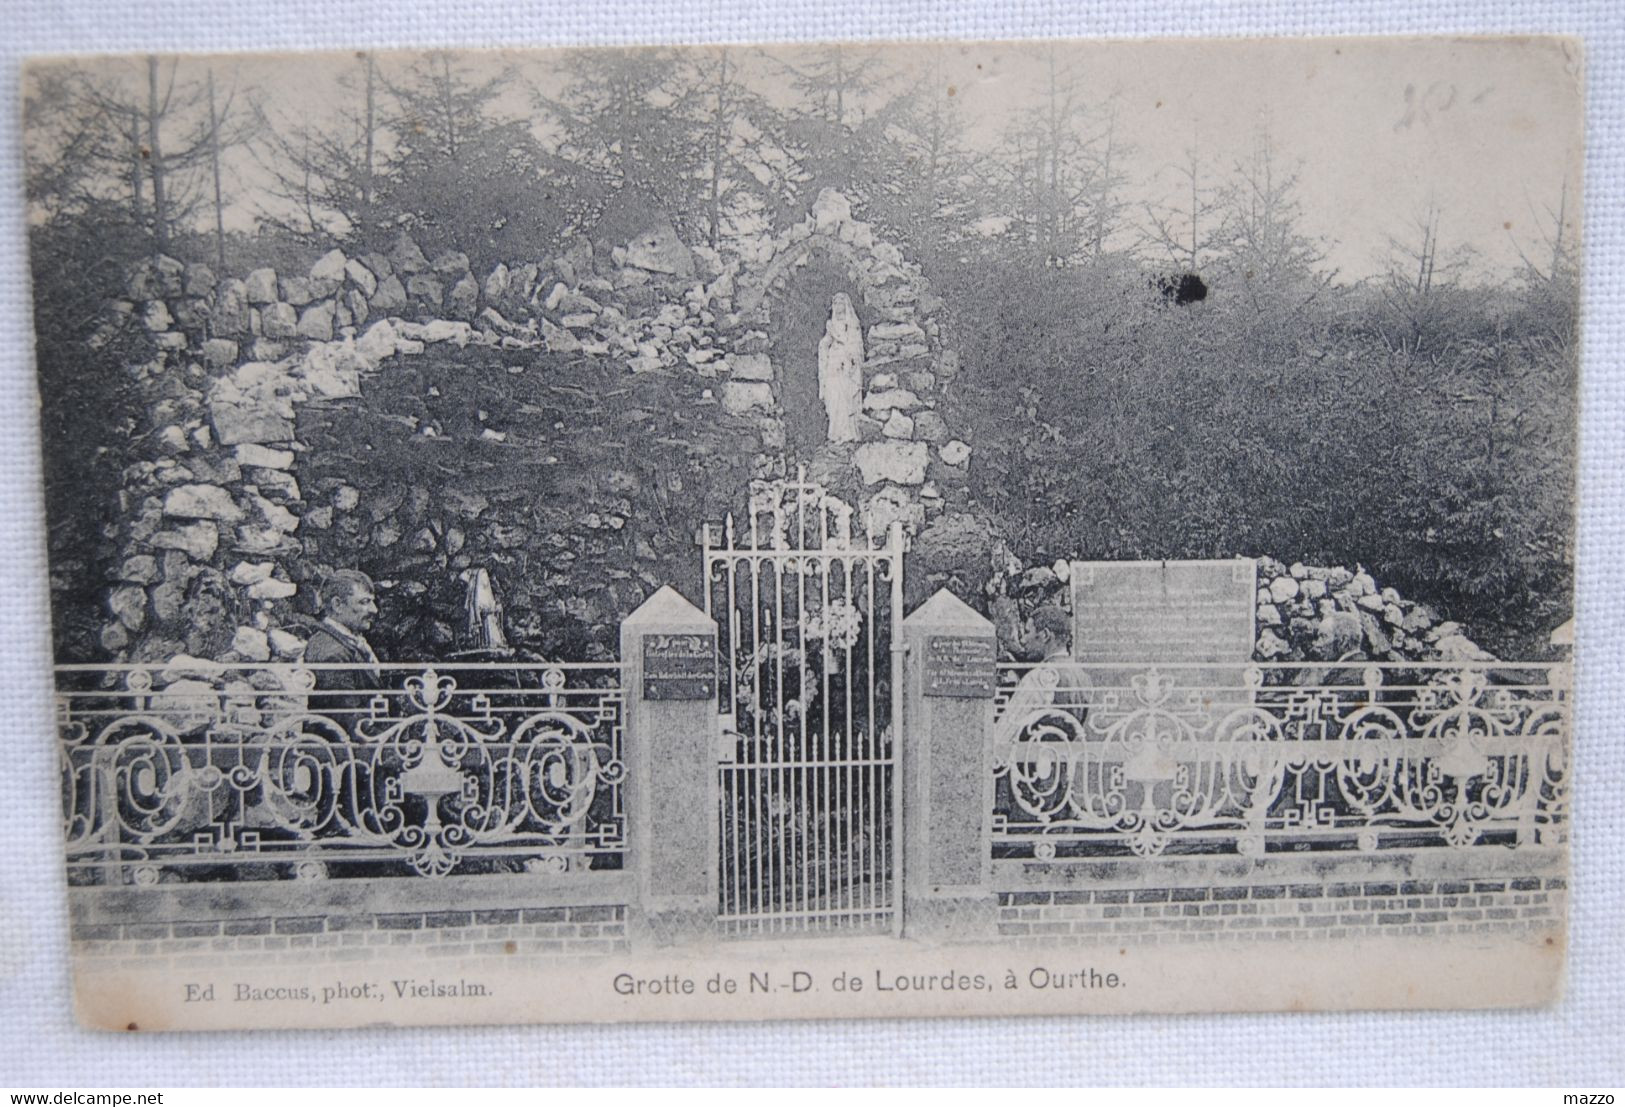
[92,188,972,666]
[87,193,1498,670]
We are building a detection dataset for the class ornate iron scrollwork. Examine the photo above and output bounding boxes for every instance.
[993,662,1569,859]
[58,663,626,882]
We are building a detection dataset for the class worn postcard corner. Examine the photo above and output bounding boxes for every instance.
[24,34,1576,1030]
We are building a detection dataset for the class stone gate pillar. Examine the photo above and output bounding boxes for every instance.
[899,588,997,939]
[621,585,718,943]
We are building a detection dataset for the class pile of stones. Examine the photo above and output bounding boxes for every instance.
[982,550,1494,664]
[1248,556,1494,662]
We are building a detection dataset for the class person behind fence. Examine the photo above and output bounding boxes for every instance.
[1294,611,1369,687]
[994,605,1095,753]
[303,569,383,714]
[1292,611,1377,736]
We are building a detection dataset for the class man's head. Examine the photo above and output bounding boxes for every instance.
[1028,605,1072,658]
[322,569,377,634]
[1311,612,1364,660]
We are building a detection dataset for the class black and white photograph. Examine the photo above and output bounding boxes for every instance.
[20,35,1582,1030]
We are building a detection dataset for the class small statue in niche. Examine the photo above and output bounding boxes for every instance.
[817,292,864,444]
[460,567,511,654]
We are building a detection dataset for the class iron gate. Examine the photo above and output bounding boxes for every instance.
[704,472,904,936]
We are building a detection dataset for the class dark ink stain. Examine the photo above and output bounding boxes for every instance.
[1154,273,1208,305]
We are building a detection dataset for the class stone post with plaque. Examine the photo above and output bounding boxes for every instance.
[621,585,718,940]
[900,588,998,939]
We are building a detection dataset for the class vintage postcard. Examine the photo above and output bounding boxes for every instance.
[23,36,1579,1029]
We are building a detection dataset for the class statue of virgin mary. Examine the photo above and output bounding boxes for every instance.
[817,293,863,443]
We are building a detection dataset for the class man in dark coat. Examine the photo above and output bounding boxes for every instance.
[303,569,382,718]
[995,604,1095,750]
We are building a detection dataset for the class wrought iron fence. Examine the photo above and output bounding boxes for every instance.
[57,661,625,884]
[991,661,1570,859]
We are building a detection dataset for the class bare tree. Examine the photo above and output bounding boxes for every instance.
[362,52,378,212]
[981,46,1130,264]
[1373,199,1479,357]
[43,64,157,235]
[978,52,1083,259]
[384,51,555,260]
[758,45,914,221]
[28,58,256,262]
[137,56,245,254]
[781,44,892,130]
[1141,134,1221,273]
[1506,177,1580,359]
[876,46,978,258]
[253,52,388,241]
[24,66,131,222]
[199,67,262,270]
[1083,95,1132,260]
[145,57,171,251]
[681,48,783,247]
[1508,177,1578,287]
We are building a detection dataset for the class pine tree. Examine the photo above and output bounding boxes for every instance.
[862,47,978,264]
[682,47,781,247]
[763,45,913,222]
[1210,117,1332,311]
[981,46,1131,265]
[380,51,557,263]
[541,47,709,238]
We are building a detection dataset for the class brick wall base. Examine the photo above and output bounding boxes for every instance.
[72,905,628,970]
[996,876,1565,947]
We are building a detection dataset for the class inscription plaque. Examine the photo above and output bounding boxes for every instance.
[1070,558,1257,664]
[1065,558,1259,735]
[642,632,716,700]
[923,634,996,698]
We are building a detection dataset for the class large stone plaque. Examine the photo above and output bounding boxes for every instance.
[1070,559,1257,664]
[923,633,996,698]
[641,631,716,700]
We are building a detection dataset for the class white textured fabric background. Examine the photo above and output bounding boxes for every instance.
[1,0,1620,1088]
